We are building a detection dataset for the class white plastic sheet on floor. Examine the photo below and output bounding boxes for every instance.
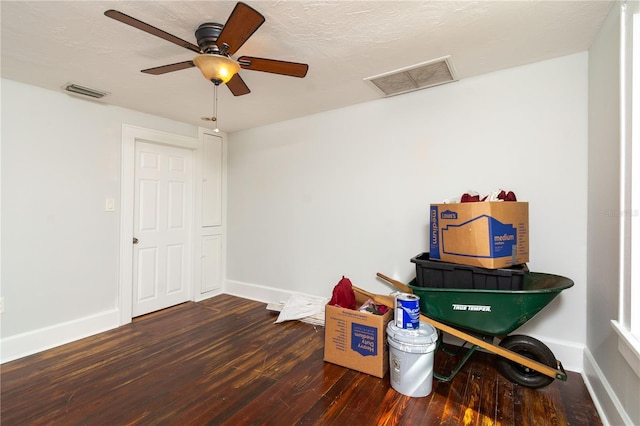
[274,293,329,326]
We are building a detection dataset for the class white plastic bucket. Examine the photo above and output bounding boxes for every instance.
[387,321,438,397]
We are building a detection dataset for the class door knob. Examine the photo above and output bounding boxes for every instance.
[133,237,139,244]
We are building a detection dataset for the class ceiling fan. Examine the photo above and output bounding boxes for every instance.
[104,2,309,96]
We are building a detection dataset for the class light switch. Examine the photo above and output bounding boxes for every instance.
[105,198,115,212]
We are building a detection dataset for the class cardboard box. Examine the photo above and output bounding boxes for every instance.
[324,294,393,378]
[429,202,529,269]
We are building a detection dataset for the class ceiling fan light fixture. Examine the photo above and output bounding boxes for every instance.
[193,54,240,84]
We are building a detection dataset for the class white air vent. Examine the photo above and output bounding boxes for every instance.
[62,83,109,99]
[364,56,457,97]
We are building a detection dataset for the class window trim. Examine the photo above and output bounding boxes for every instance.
[612,321,640,376]
[615,3,640,378]
[631,8,640,342]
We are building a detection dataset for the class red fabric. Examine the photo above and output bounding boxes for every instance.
[497,190,517,201]
[329,276,356,310]
[461,190,517,202]
[461,193,480,203]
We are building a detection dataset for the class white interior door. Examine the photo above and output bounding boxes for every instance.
[133,141,193,317]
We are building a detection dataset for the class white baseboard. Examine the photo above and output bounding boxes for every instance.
[1,308,120,364]
[224,279,299,304]
[537,335,584,373]
[582,347,632,426]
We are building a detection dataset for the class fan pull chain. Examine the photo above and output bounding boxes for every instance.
[213,84,220,133]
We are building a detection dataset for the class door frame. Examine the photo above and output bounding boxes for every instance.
[119,124,200,325]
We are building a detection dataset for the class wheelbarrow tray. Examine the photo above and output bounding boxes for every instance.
[408,272,574,336]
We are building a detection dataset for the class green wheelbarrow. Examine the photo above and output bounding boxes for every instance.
[360,271,574,389]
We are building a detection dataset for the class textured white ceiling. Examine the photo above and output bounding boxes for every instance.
[1,1,614,133]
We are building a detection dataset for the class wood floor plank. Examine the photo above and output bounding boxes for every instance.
[222,357,342,425]
[440,357,473,425]
[295,368,360,424]
[459,367,483,425]
[495,367,516,425]
[323,371,378,422]
[416,344,459,424]
[338,373,391,425]
[476,352,499,425]
[371,388,411,425]
[1,295,603,425]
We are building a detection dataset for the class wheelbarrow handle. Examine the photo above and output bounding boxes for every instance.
[353,286,395,307]
[376,272,413,294]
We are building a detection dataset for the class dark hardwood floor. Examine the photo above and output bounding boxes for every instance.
[1,294,601,425]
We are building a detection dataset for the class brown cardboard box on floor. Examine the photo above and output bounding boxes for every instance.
[324,293,393,378]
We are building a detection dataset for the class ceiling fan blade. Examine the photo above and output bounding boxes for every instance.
[238,56,309,78]
[104,9,200,53]
[216,3,265,56]
[141,60,195,75]
[226,74,251,96]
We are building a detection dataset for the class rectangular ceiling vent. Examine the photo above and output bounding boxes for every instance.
[364,56,458,97]
[62,83,109,99]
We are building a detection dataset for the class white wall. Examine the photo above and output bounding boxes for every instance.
[227,53,589,369]
[0,79,199,361]
[586,2,640,425]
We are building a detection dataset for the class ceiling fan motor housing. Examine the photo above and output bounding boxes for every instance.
[195,23,224,53]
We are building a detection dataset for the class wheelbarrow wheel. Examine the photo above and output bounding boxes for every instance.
[496,335,556,388]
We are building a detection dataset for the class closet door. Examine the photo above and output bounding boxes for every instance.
[200,132,224,295]
[202,133,222,227]
[201,234,223,293]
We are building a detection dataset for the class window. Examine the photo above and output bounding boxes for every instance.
[632,11,640,341]
[612,3,640,377]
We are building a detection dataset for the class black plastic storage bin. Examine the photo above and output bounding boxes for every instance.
[410,253,527,290]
